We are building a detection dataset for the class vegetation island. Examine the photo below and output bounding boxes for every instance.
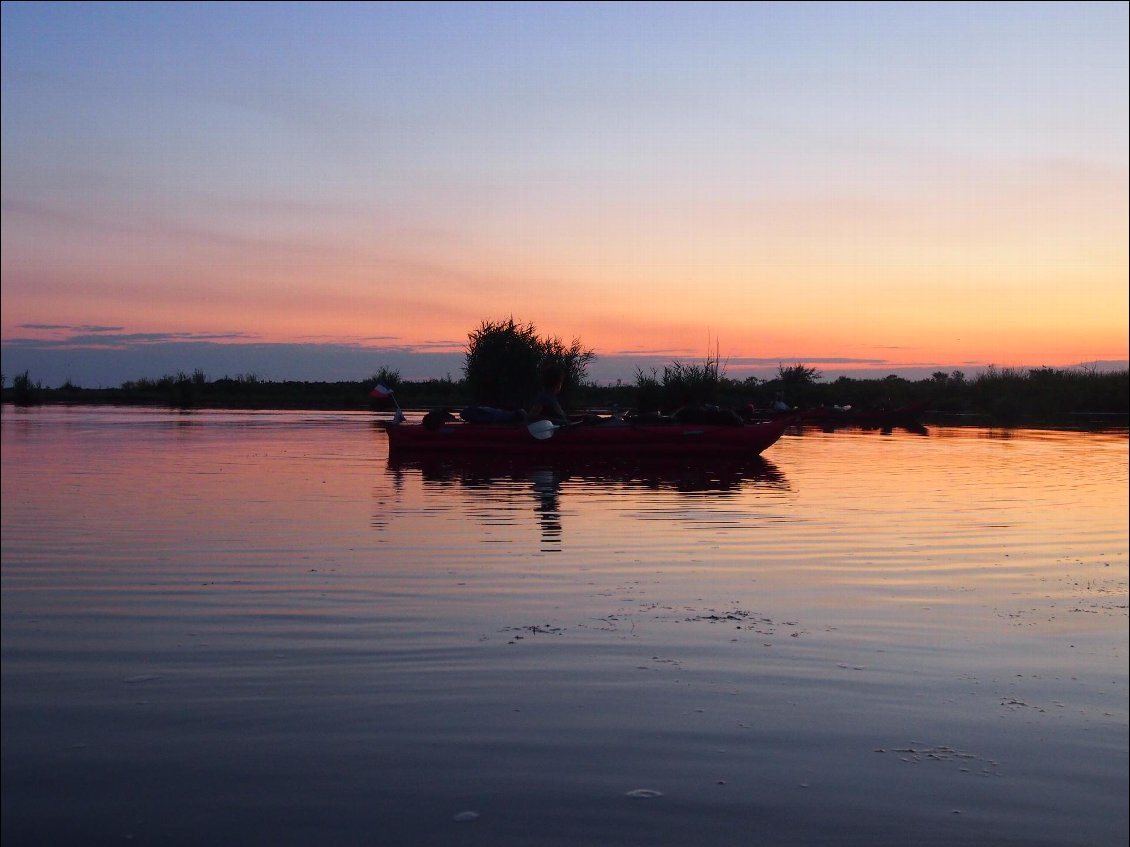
[3,319,1127,428]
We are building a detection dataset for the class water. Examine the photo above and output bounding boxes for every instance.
[2,406,1126,846]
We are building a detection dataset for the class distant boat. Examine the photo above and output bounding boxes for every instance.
[802,399,930,430]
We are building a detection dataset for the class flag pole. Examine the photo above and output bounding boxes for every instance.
[371,384,405,424]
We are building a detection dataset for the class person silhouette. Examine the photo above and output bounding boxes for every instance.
[528,364,569,424]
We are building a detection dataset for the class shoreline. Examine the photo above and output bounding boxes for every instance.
[2,400,1127,434]
[4,365,1126,425]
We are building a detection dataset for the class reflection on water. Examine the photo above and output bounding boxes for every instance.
[811,419,931,437]
[387,452,791,552]
[387,451,789,493]
[530,469,562,550]
[2,407,1126,847]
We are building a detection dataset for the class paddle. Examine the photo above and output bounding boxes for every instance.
[528,419,560,440]
[528,419,586,439]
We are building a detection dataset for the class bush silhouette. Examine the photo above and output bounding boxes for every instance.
[463,318,593,409]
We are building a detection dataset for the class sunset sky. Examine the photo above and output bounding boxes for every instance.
[2,2,1127,387]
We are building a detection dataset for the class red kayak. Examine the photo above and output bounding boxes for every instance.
[385,416,790,456]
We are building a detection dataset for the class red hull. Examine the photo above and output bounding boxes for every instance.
[385,417,789,457]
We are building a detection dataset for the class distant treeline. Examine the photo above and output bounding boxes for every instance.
[2,364,1127,425]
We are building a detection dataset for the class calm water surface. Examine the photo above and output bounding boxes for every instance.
[2,406,1126,846]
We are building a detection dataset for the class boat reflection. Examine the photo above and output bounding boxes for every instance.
[385,453,791,552]
[386,452,789,494]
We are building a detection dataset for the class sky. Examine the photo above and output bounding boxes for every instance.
[2,1,1127,389]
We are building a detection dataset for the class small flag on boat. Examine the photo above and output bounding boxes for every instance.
[370,384,394,400]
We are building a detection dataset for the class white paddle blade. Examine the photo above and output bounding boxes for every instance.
[528,420,558,440]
